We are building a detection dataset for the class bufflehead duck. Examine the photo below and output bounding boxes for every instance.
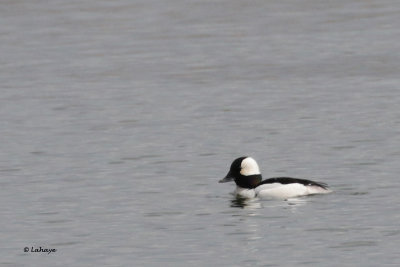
[219,157,331,199]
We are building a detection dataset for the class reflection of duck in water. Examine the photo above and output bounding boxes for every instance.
[230,196,254,208]
[220,157,331,200]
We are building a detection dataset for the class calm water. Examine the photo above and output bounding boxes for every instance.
[1,0,400,266]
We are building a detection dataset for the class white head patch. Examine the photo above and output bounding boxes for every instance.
[240,157,260,176]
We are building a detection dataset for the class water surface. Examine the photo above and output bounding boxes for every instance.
[1,0,400,266]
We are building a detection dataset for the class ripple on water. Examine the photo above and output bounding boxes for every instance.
[120,155,161,161]
[330,240,378,249]
[0,168,21,172]
[331,145,355,150]
[144,211,184,217]
[306,227,349,233]
[382,230,400,236]
[198,152,216,157]
[50,241,80,247]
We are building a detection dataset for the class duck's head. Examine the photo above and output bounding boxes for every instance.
[219,157,262,188]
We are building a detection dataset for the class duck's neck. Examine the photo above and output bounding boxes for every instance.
[234,174,262,189]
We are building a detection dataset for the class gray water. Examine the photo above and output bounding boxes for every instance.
[1,0,400,266]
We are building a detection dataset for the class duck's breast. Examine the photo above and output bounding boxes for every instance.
[234,187,256,198]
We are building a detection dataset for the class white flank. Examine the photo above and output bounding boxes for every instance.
[240,157,260,176]
[256,183,331,200]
